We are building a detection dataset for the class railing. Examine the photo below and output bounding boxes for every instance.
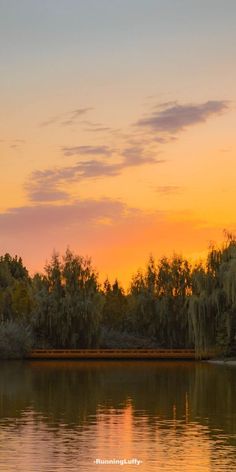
[26,348,209,359]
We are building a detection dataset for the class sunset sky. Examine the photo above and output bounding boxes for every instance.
[1,0,236,286]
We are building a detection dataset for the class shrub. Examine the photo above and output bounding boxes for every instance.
[0,321,33,359]
[99,327,160,349]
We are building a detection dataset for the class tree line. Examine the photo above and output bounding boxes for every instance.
[0,233,236,358]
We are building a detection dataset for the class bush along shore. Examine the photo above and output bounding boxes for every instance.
[1,233,236,360]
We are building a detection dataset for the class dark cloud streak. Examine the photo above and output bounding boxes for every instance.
[154,185,183,195]
[40,108,93,128]
[62,145,113,157]
[136,100,229,133]
[28,189,70,202]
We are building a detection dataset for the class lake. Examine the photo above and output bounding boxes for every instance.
[0,360,236,471]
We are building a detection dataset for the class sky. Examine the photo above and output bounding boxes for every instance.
[1,0,236,286]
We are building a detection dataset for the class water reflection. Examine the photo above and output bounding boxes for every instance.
[0,360,236,471]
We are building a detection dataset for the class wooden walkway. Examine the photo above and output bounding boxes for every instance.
[26,349,211,360]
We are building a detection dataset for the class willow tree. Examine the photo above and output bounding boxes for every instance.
[32,249,104,348]
[127,255,191,348]
[127,257,159,339]
[0,254,33,323]
[219,239,236,353]
[156,255,192,348]
[188,235,236,357]
[102,278,127,331]
[0,254,33,358]
[62,249,103,348]
[31,252,64,347]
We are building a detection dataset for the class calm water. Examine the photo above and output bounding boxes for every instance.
[0,360,236,472]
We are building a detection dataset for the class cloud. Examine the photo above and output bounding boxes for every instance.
[40,108,93,127]
[155,101,178,109]
[27,162,122,198]
[81,120,112,133]
[122,146,157,166]
[40,116,59,127]
[28,189,70,202]
[25,169,71,202]
[62,145,113,157]
[84,126,111,133]
[0,139,25,151]
[30,99,229,204]
[136,100,229,134]
[154,136,178,144]
[0,198,233,286]
[0,199,132,235]
[61,108,93,126]
[26,146,163,202]
[154,185,183,195]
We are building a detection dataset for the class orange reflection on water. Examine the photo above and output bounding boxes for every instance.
[0,360,236,471]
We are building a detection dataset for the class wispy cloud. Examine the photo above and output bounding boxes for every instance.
[28,189,70,202]
[61,108,93,126]
[84,126,111,133]
[26,146,163,202]
[154,136,178,144]
[122,146,157,166]
[154,185,183,195]
[82,120,112,133]
[40,108,93,127]
[0,139,25,151]
[136,100,229,134]
[62,145,113,157]
[10,139,25,151]
[31,98,230,204]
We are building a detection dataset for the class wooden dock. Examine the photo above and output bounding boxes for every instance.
[26,349,211,360]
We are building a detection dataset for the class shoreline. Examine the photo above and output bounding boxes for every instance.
[207,358,236,366]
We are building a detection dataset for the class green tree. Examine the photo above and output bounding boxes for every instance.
[188,235,236,357]
[0,254,32,323]
[102,278,127,331]
[32,249,103,348]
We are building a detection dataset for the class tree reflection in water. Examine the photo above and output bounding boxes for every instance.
[0,360,236,471]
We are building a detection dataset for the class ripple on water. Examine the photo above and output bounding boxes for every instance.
[0,361,236,471]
